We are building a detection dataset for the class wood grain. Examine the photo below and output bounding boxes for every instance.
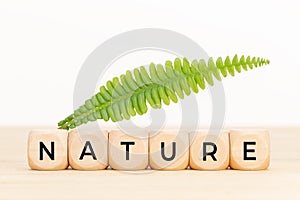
[1,126,300,199]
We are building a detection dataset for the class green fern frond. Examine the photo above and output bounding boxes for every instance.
[58,55,270,130]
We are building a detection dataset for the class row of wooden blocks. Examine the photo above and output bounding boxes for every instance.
[28,129,270,171]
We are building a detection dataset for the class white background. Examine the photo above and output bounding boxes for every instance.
[0,0,299,127]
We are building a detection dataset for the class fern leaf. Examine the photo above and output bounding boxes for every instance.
[58,55,270,130]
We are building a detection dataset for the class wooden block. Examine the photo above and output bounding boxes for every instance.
[68,129,108,170]
[109,130,148,170]
[189,130,229,170]
[27,129,68,170]
[149,130,189,170]
[230,129,270,170]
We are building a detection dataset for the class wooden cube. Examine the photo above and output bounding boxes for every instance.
[109,130,148,170]
[230,129,270,170]
[27,129,68,170]
[149,130,189,170]
[68,129,108,170]
[189,130,229,170]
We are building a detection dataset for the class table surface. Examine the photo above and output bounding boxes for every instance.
[1,126,299,200]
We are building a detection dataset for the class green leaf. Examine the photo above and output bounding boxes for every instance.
[58,55,270,130]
